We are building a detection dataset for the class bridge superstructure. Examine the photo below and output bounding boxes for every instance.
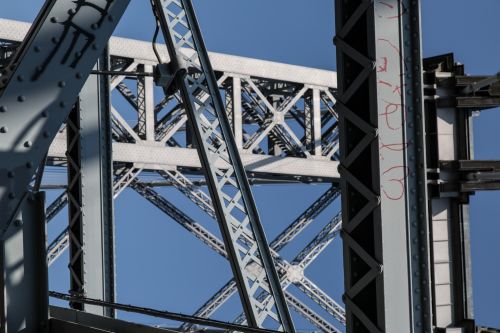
[0,1,499,333]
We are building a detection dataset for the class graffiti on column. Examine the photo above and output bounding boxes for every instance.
[375,0,409,202]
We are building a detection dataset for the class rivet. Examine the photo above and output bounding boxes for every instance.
[58,81,66,88]
[7,171,14,178]
[17,75,24,82]
[18,95,26,102]
[91,23,98,30]
[26,162,33,169]
[92,44,99,50]
[0,126,8,133]
[76,72,82,79]
[60,101,66,108]
[41,111,48,117]
[24,141,32,147]
[8,192,15,199]
[34,46,41,52]
[68,8,76,15]
[50,17,58,23]
[75,52,82,58]
[14,219,22,227]
[0,106,6,113]
[43,131,50,138]
[108,15,114,22]
[52,37,60,44]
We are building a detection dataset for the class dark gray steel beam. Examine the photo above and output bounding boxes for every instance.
[3,192,48,333]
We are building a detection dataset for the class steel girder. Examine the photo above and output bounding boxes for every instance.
[423,54,475,330]
[150,0,295,330]
[1,20,340,183]
[66,52,116,317]
[335,0,432,332]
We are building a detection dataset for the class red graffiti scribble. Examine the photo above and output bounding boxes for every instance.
[379,1,394,9]
[378,38,401,58]
[382,165,410,201]
[379,100,403,130]
[393,84,403,96]
[376,0,406,19]
[378,57,388,72]
[378,80,392,87]
[380,141,409,152]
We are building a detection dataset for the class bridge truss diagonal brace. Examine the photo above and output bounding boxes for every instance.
[335,0,432,332]
[150,0,295,331]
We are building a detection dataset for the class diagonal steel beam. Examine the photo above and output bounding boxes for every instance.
[150,1,294,330]
[231,213,345,327]
[0,0,130,229]
[159,169,344,325]
[131,181,343,333]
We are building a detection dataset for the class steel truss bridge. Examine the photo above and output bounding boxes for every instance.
[0,1,499,333]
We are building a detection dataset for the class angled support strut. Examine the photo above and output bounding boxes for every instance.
[150,0,295,331]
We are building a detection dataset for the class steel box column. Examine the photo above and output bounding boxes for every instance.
[3,192,48,333]
[67,52,115,317]
[335,0,433,332]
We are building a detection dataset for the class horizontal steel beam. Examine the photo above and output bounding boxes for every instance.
[0,18,336,88]
[49,292,280,333]
[48,137,340,181]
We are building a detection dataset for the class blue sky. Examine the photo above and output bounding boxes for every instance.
[2,0,500,330]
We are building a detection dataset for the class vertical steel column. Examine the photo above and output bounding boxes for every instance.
[2,192,48,333]
[232,77,243,149]
[335,1,432,332]
[137,64,156,141]
[424,55,475,331]
[150,1,295,331]
[304,91,314,154]
[312,89,322,156]
[67,52,115,317]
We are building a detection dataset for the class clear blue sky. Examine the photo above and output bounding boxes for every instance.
[2,0,500,330]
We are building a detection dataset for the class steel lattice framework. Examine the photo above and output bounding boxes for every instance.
[0,1,497,333]
[0,7,345,333]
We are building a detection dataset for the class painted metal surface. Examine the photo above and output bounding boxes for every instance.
[151,0,295,330]
[66,54,115,317]
[0,0,129,229]
[335,0,432,331]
